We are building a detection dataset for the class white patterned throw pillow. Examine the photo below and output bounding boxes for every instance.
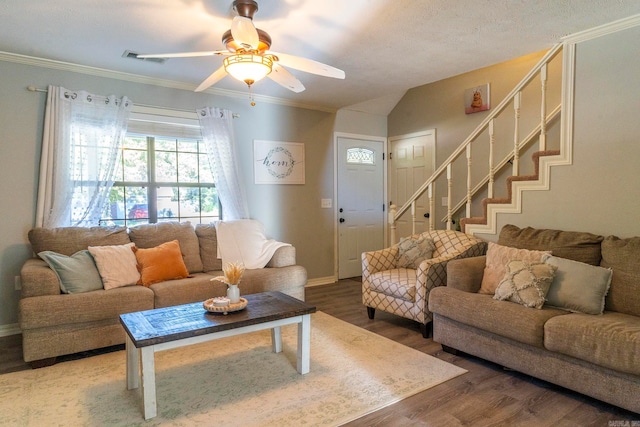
[88,242,140,290]
[395,236,436,269]
[494,259,557,309]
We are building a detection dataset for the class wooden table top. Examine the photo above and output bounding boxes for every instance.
[119,291,316,348]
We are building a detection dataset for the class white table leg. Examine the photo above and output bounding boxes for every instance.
[141,346,157,420]
[297,314,311,374]
[125,335,139,390]
[271,326,283,353]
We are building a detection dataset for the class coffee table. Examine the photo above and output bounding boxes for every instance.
[119,291,316,419]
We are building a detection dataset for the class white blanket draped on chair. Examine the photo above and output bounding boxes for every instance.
[215,219,290,269]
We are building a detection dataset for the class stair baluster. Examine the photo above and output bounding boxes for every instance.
[513,91,521,176]
[446,164,452,231]
[540,64,548,151]
[466,145,472,219]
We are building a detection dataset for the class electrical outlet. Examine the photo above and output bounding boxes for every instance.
[14,276,21,291]
[441,197,449,207]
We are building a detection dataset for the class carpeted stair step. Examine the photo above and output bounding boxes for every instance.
[461,150,560,232]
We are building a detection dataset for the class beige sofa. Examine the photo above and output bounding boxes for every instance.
[429,224,640,414]
[19,222,307,366]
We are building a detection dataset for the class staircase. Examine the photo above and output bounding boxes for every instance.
[388,42,568,242]
[460,149,560,232]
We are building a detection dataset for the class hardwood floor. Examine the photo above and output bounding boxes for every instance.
[1,279,637,425]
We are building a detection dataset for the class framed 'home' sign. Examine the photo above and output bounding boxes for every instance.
[253,140,305,184]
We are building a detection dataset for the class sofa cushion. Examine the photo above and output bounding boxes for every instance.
[195,223,223,272]
[429,286,568,348]
[37,250,104,294]
[543,255,612,315]
[128,221,203,274]
[479,242,550,295]
[396,236,436,269]
[601,235,640,317]
[544,312,640,376]
[19,285,154,329]
[369,269,417,302]
[493,260,556,309]
[88,243,140,290]
[150,273,220,308]
[29,226,130,256]
[133,240,190,287]
[498,224,604,265]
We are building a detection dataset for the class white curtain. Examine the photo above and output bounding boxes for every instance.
[198,107,250,220]
[35,86,132,228]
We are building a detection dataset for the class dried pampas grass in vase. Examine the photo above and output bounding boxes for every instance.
[211,261,245,303]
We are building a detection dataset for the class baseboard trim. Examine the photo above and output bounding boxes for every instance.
[0,323,21,337]
[305,276,337,287]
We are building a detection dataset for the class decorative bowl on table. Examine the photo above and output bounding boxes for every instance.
[203,297,248,315]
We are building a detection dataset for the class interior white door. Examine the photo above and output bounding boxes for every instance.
[337,136,385,279]
[388,130,436,240]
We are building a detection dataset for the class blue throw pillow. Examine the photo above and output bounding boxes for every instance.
[38,250,104,294]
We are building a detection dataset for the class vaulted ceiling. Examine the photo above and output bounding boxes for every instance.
[2,1,639,113]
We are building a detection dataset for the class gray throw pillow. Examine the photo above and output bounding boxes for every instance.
[543,254,612,314]
[38,250,104,294]
[396,236,436,269]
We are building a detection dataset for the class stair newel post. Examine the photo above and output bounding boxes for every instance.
[513,91,522,176]
[488,119,495,198]
[446,164,452,231]
[428,183,435,231]
[466,144,472,219]
[411,201,416,235]
[539,63,548,151]
[389,204,397,244]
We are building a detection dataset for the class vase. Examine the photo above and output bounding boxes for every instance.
[227,284,240,304]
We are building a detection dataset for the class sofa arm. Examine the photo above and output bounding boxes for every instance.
[21,258,61,298]
[446,256,486,293]
[266,246,296,268]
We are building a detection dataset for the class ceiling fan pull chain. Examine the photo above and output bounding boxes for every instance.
[249,85,256,107]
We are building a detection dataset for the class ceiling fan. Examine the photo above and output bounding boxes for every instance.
[138,0,345,97]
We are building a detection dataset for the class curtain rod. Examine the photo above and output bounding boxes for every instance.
[26,86,240,118]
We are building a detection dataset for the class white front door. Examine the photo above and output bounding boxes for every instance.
[336,135,385,279]
[388,130,436,240]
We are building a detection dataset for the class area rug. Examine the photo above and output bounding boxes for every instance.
[0,312,466,426]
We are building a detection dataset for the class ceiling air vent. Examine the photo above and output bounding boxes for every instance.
[122,50,168,64]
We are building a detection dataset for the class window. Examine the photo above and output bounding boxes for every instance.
[99,107,220,227]
[346,147,375,165]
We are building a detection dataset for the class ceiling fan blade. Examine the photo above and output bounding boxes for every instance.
[267,64,305,93]
[137,50,231,59]
[194,66,228,92]
[231,16,259,50]
[268,51,345,79]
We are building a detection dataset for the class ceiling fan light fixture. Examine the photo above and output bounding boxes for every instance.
[223,54,273,86]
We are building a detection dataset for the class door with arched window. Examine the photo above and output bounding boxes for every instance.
[336,135,385,279]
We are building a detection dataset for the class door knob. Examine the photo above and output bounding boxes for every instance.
[339,208,344,213]
[339,218,345,223]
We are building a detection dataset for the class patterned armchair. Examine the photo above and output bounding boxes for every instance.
[362,230,487,337]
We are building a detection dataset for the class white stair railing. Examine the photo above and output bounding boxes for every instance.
[389,43,563,244]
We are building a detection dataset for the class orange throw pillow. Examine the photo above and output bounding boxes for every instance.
[133,240,189,287]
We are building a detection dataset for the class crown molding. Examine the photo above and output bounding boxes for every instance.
[0,51,336,113]
[561,13,640,44]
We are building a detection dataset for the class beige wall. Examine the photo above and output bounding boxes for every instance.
[0,60,386,328]
[388,21,640,242]
[479,24,640,240]
[388,50,564,231]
